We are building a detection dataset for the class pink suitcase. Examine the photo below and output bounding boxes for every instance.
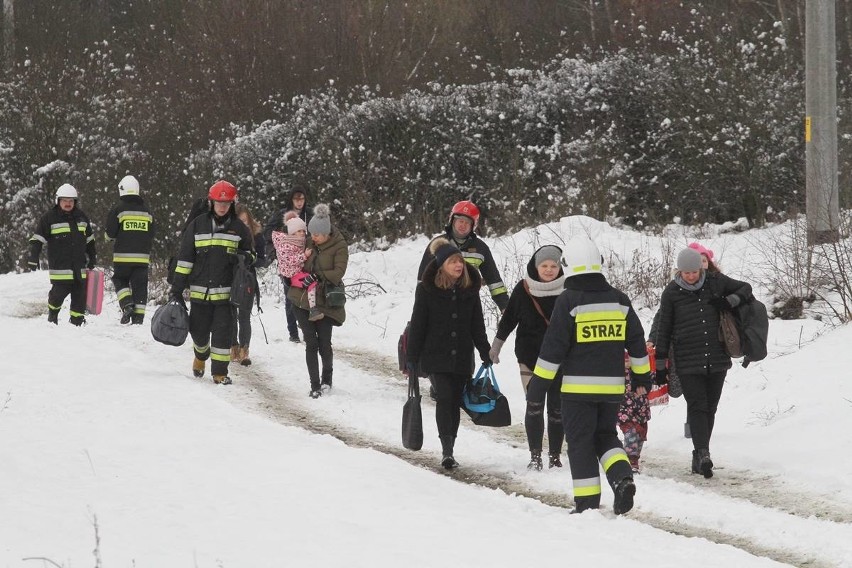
[86,269,105,315]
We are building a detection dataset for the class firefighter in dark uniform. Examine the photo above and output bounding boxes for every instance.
[27,184,97,326]
[105,175,155,325]
[169,180,254,385]
[527,237,651,515]
[417,200,509,312]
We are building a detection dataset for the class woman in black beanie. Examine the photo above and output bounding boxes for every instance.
[406,237,492,469]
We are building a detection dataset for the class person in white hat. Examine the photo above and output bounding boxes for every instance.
[105,175,156,325]
[27,183,97,326]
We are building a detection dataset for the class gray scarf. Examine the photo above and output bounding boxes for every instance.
[675,271,706,291]
[525,274,565,297]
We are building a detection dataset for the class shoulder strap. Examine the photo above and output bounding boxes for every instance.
[523,280,550,326]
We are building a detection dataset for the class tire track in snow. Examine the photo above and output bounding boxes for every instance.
[335,346,852,526]
[219,352,831,568]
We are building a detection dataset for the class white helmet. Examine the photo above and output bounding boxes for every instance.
[55,183,78,203]
[562,237,603,277]
[118,175,140,196]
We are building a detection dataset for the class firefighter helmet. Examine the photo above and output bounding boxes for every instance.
[448,200,480,228]
[118,175,140,196]
[208,180,238,202]
[55,184,78,203]
[562,237,603,277]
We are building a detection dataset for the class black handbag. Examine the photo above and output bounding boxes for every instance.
[462,365,512,427]
[401,373,423,450]
[324,281,346,307]
[150,300,190,347]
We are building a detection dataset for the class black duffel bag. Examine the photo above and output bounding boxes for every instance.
[151,300,190,347]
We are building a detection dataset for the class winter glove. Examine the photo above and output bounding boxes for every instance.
[404,362,416,377]
[709,295,739,311]
[481,355,493,368]
[489,338,505,365]
[631,370,652,393]
[301,273,318,287]
[653,365,668,386]
[87,259,96,270]
[169,288,187,311]
[526,375,549,403]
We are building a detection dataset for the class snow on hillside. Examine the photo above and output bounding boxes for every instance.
[1,215,850,567]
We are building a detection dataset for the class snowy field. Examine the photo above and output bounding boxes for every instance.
[1,215,851,567]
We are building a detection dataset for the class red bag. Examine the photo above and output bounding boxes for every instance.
[85,269,104,315]
[648,384,669,407]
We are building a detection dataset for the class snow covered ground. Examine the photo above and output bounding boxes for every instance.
[1,215,851,567]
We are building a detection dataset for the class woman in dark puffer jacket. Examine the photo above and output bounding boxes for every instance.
[653,247,752,479]
[406,238,492,470]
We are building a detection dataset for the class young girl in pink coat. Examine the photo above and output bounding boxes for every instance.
[271,212,322,321]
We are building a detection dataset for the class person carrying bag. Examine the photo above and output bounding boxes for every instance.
[405,238,492,470]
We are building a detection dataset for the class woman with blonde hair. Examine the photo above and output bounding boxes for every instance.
[231,203,265,365]
[405,237,492,469]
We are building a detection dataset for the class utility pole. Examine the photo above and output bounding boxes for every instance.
[2,0,13,73]
[805,0,839,245]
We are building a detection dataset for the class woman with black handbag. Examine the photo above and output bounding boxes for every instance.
[287,203,349,398]
[406,238,492,469]
[489,245,566,471]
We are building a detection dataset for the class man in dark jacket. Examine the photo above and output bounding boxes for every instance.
[417,200,508,312]
[28,184,97,326]
[263,186,313,342]
[105,175,155,325]
[170,180,254,385]
[527,237,650,515]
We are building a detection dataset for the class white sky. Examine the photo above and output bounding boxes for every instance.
[1,215,851,567]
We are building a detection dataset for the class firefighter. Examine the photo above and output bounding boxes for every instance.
[527,237,651,515]
[105,175,155,325]
[27,184,97,326]
[169,180,254,385]
[417,200,509,312]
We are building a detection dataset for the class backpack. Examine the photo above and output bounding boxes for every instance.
[735,298,769,367]
[398,321,427,378]
[230,254,261,312]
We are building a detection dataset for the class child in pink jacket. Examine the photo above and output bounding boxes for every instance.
[271,212,322,321]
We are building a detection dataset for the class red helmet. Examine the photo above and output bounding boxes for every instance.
[449,200,480,227]
[208,180,238,202]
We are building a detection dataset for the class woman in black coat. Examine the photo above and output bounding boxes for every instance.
[406,238,492,469]
[653,247,753,479]
[490,245,566,471]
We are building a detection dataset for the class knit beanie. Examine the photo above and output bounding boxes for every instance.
[430,237,461,269]
[534,245,562,267]
[307,203,331,235]
[688,242,714,260]
[285,211,307,234]
[677,247,703,272]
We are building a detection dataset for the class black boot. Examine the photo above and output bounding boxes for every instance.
[120,304,133,325]
[47,309,59,325]
[613,477,636,515]
[131,313,144,325]
[440,436,458,469]
[697,449,714,479]
[691,450,701,474]
[527,450,543,471]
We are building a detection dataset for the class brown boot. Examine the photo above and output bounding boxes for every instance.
[192,357,205,378]
[212,375,232,385]
[240,346,251,366]
[230,345,242,362]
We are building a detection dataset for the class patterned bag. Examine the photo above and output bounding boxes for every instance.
[718,310,743,358]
